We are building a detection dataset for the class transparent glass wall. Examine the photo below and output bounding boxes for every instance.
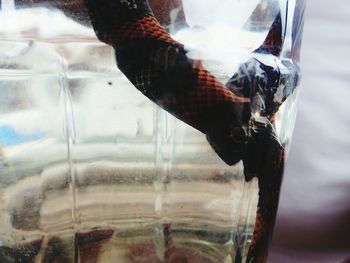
[0,0,305,262]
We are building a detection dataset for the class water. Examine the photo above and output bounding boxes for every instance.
[0,1,303,262]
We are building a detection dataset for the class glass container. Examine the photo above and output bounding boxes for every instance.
[0,0,305,262]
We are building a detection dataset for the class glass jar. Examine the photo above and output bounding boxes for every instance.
[0,0,305,262]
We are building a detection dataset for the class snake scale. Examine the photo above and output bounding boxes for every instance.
[81,0,287,262]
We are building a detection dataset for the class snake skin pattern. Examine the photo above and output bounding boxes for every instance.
[243,119,285,262]
[83,0,286,262]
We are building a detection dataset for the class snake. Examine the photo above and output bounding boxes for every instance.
[7,0,288,262]
[80,0,288,262]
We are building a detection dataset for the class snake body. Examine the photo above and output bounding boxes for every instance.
[84,0,253,166]
[82,0,286,262]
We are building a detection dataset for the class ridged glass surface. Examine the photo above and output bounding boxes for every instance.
[0,1,305,262]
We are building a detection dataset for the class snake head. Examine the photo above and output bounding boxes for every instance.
[204,102,250,166]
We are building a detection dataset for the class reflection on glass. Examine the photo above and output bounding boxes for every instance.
[0,0,305,262]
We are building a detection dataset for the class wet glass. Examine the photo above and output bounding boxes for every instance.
[0,0,305,262]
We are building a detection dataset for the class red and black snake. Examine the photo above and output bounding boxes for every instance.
[81,0,287,262]
[11,0,288,262]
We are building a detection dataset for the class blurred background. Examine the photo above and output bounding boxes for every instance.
[270,0,350,262]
